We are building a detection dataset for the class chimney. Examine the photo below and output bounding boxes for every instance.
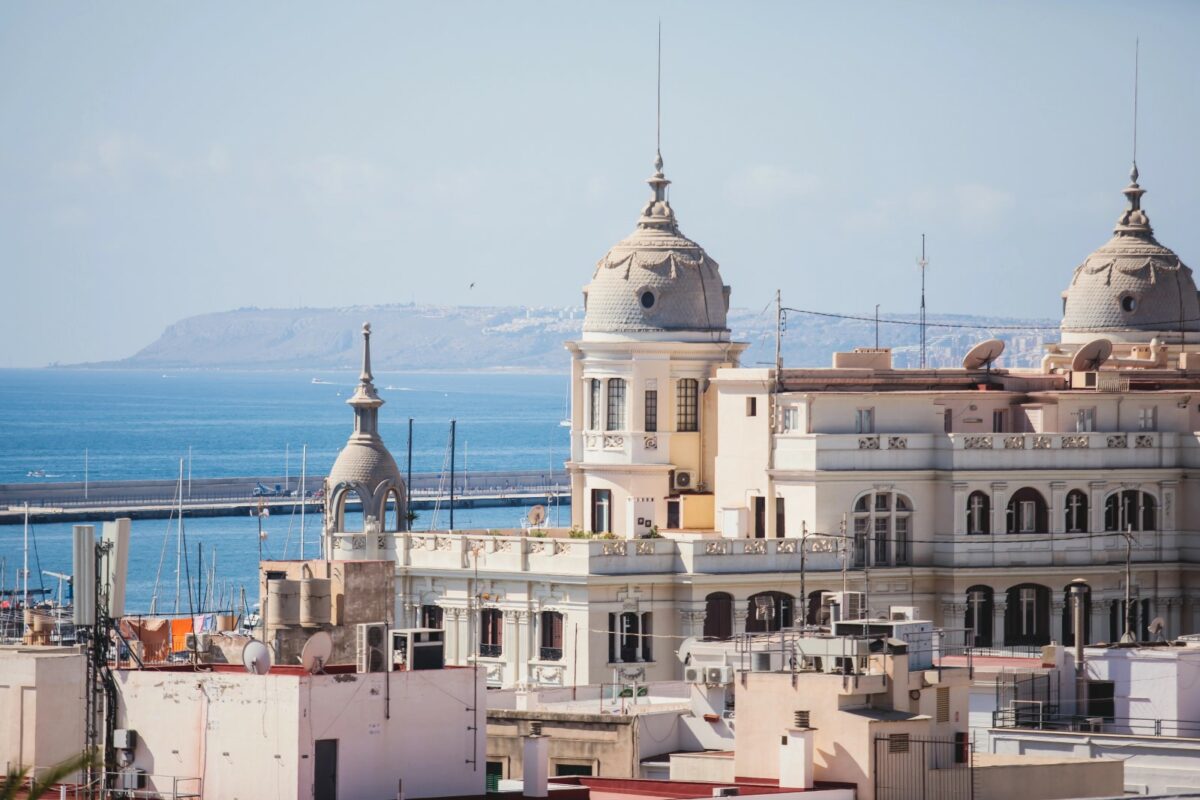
[523,730,549,798]
[778,726,816,789]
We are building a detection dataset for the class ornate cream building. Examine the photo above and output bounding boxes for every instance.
[330,157,1199,689]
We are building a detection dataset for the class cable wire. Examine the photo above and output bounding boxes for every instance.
[781,306,1200,333]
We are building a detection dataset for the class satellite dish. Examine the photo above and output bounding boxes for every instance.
[1071,338,1113,372]
[242,639,271,675]
[527,505,546,526]
[301,631,333,674]
[962,339,1005,371]
[1149,617,1166,642]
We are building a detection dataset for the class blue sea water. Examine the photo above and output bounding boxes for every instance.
[0,368,570,612]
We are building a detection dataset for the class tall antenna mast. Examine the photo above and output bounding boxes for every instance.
[917,234,929,368]
[656,19,662,158]
[1132,37,1139,170]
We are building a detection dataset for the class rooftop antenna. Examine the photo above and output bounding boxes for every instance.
[917,234,929,369]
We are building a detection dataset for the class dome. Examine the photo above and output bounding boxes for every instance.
[582,153,730,340]
[1061,166,1200,344]
[328,440,402,491]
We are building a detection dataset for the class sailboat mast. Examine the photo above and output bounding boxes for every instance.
[174,458,184,614]
[23,502,29,611]
[299,444,307,559]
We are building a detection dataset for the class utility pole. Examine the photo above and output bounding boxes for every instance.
[1120,525,1137,643]
[918,234,929,369]
[767,290,782,539]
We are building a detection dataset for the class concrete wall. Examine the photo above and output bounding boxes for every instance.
[116,665,484,800]
[974,754,1124,800]
[0,647,86,777]
[487,711,636,779]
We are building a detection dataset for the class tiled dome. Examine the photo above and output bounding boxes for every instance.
[1061,167,1200,344]
[582,153,730,340]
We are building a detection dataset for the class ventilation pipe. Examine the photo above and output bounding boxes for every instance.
[523,728,549,798]
[1068,578,1089,716]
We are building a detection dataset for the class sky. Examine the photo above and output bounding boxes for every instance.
[1,1,1198,367]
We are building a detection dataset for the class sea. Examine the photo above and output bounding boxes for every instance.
[0,368,570,613]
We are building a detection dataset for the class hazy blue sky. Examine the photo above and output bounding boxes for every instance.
[2,2,1198,367]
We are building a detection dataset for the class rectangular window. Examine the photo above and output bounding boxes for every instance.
[992,409,1007,433]
[641,612,653,662]
[873,517,890,565]
[895,517,909,565]
[480,608,503,657]
[1020,588,1036,636]
[540,611,564,661]
[944,409,953,433]
[591,489,612,533]
[782,406,800,432]
[1076,407,1096,432]
[644,389,658,432]
[775,497,786,539]
[606,379,626,431]
[677,379,699,432]
[1020,500,1036,533]
[746,397,757,416]
[420,604,443,629]
[588,379,601,430]
[1138,406,1157,431]
[856,407,875,434]
[753,496,766,539]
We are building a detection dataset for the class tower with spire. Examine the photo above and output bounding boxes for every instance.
[565,31,746,539]
[323,322,408,561]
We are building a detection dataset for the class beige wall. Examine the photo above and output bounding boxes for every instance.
[974,754,1123,800]
[0,647,86,777]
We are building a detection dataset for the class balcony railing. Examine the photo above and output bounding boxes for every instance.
[539,646,563,661]
[992,708,1200,739]
[479,643,502,658]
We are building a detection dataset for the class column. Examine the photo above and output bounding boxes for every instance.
[1050,600,1065,645]
[517,610,532,684]
[504,610,521,685]
[952,482,968,536]
[677,606,706,640]
[1160,481,1178,531]
[733,607,749,636]
[992,600,1007,647]
[1088,481,1107,536]
[1049,482,1066,535]
[610,613,621,664]
[991,482,1008,535]
[1089,598,1108,645]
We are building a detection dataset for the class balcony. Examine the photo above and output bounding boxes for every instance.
[479,643,502,658]
[539,646,563,662]
[933,529,1178,568]
[773,431,1191,472]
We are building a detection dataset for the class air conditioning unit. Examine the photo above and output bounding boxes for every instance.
[390,628,445,671]
[705,665,733,685]
[112,729,137,750]
[822,591,865,621]
[119,769,146,790]
[356,622,390,673]
[890,606,920,622]
[673,470,696,491]
[683,665,705,683]
[184,632,209,652]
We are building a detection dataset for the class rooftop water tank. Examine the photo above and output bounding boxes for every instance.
[299,578,332,627]
[266,579,300,627]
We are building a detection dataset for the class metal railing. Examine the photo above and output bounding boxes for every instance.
[479,643,502,658]
[992,708,1200,738]
[539,646,563,661]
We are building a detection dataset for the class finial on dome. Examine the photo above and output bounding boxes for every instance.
[1115,166,1152,237]
[360,322,374,384]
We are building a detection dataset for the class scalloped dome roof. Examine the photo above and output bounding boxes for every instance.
[1061,166,1200,344]
[582,153,730,341]
[327,323,403,492]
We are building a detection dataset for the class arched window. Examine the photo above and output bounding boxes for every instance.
[1006,488,1048,534]
[606,379,626,431]
[966,491,990,535]
[745,591,794,633]
[703,592,733,641]
[677,379,699,432]
[1064,490,1089,533]
[1004,584,1050,647]
[964,586,994,648]
[851,491,913,567]
[387,486,408,532]
[1061,583,1091,647]
[330,487,362,532]
[420,604,443,629]
[1104,490,1157,532]
[540,611,564,660]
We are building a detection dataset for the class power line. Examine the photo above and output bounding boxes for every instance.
[781,306,1200,333]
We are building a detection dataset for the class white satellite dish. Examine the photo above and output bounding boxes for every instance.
[301,631,333,674]
[1071,338,1113,372]
[242,639,272,675]
[962,339,1005,371]
[527,505,546,526]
